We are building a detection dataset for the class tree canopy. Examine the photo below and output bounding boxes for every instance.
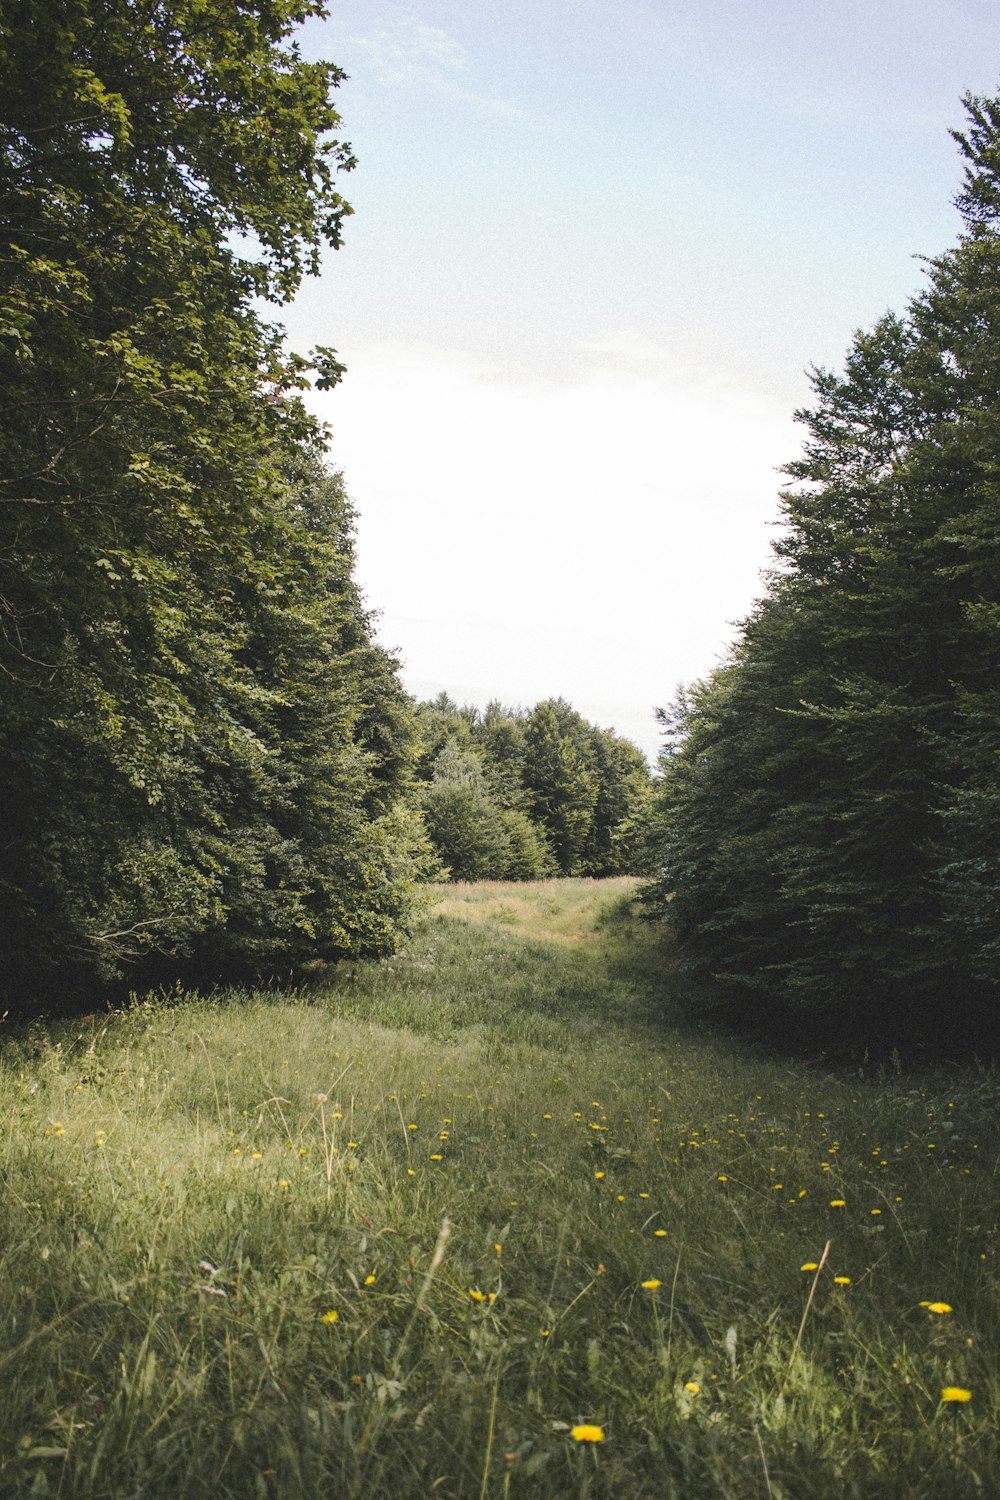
[642,93,1000,1046]
[0,0,422,1008]
[415,696,651,882]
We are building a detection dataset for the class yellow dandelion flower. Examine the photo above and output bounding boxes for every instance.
[469,1288,486,1302]
[941,1387,972,1403]
[654,1228,667,1237]
[570,1424,605,1443]
[594,1171,605,1180]
[830,1199,846,1208]
[494,1243,503,1255]
[430,1153,443,1161]
[321,1309,339,1324]
[717,1174,728,1182]
[834,1276,851,1285]
[364,1274,376,1286]
[684,1382,700,1394]
[800,1262,819,1272]
[925,1302,953,1314]
[641,1279,662,1290]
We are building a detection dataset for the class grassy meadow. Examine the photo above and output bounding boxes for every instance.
[0,878,997,1498]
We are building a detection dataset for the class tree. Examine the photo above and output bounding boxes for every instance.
[522,700,598,875]
[642,93,1000,1042]
[0,0,420,1004]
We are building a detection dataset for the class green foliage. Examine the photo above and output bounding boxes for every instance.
[0,0,419,1006]
[414,697,651,881]
[0,881,996,1498]
[642,92,1000,1038]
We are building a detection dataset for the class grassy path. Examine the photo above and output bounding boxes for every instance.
[0,879,996,1497]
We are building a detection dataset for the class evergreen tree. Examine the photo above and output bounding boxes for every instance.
[642,93,1000,1040]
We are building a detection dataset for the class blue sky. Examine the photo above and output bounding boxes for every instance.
[282,1,1000,759]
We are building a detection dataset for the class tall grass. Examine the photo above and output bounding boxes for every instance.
[0,878,996,1497]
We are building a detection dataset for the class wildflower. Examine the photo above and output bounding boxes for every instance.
[469,1289,486,1302]
[830,1200,846,1208]
[430,1153,443,1161]
[924,1302,953,1315]
[494,1243,503,1256]
[321,1310,340,1324]
[940,1387,972,1403]
[278,1178,290,1188]
[717,1175,728,1182]
[870,1209,881,1215]
[594,1171,605,1180]
[800,1262,818,1272]
[641,1279,662,1290]
[654,1229,667,1238]
[833,1276,851,1285]
[684,1382,700,1394]
[364,1273,377,1286]
[347,1141,359,1150]
[570,1424,605,1443]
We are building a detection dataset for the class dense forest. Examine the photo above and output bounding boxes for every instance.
[641,95,1000,1043]
[0,0,424,1009]
[414,694,652,882]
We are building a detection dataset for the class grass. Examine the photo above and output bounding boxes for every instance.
[0,877,996,1498]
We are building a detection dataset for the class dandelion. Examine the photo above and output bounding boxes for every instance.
[641,1279,662,1290]
[923,1302,953,1314]
[800,1262,819,1272]
[940,1387,972,1403]
[430,1153,443,1161]
[654,1229,667,1238]
[684,1382,700,1394]
[469,1289,486,1302]
[594,1171,605,1180]
[830,1199,846,1208]
[833,1276,851,1285]
[570,1424,605,1443]
[321,1309,339,1324]
[717,1175,729,1182]
[364,1273,377,1286]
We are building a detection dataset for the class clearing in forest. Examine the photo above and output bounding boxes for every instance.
[0,879,996,1498]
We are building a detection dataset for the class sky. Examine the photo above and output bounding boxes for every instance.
[280,0,1000,761]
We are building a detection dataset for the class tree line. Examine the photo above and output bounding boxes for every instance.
[0,0,424,1010]
[414,694,651,882]
[641,94,1000,1045]
[0,0,652,1014]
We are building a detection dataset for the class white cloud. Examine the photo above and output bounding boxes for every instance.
[310,339,799,759]
[349,14,468,87]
